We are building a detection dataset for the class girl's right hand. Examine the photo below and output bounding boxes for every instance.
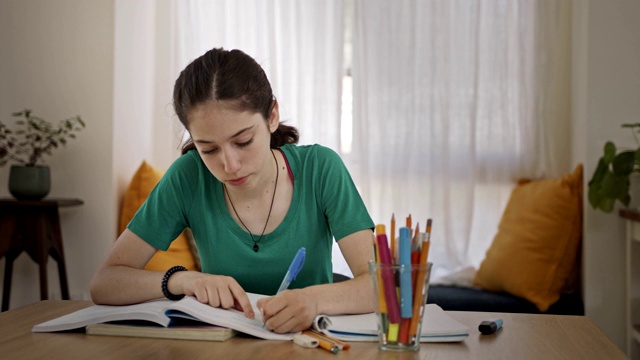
[169,271,255,319]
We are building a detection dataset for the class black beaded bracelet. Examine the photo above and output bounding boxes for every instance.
[161,265,187,300]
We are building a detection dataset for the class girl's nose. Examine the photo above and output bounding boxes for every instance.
[222,149,241,174]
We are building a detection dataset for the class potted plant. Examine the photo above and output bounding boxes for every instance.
[588,123,640,213]
[0,109,85,200]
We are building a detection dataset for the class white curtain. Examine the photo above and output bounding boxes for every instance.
[172,0,345,151]
[350,0,573,279]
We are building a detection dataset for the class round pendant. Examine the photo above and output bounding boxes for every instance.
[253,243,259,252]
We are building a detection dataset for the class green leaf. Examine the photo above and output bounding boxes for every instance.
[603,142,616,164]
[588,183,603,209]
[588,158,609,186]
[598,196,616,213]
[621,194,632,207]
[600,171,629,199]
[612,151,636,176]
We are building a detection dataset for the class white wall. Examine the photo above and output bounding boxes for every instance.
[0,0,185,311]
[113,0,182,206]
[0,0,116,307]
[581,0,640,352]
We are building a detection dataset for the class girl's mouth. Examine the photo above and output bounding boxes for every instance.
[227,176,249,186]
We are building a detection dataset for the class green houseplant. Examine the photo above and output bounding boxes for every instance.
[588,123,640,213]
[0,109,85,200]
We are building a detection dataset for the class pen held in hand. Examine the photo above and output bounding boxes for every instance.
[263,247,306,328]
[275,247,306,295]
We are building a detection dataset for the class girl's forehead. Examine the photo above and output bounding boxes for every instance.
[188,103,265,139]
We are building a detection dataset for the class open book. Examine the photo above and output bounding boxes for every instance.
[33,293,468,342]
[33,294,290,340]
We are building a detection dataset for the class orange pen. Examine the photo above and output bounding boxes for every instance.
[306,329,350,350]
[303,330,340,354]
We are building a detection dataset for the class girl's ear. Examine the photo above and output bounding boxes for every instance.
[268,101,280,133]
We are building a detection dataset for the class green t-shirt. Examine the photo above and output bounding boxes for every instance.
[128,144,374,295]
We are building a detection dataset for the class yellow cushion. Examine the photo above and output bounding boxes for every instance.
[120,161,197,271]
[473,164,583,312]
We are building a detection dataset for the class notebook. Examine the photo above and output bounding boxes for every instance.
[313,303,469,342]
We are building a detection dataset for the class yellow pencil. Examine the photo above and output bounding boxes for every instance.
[408,219,432,340]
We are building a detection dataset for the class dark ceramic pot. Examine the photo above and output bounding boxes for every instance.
[8,165,50,200]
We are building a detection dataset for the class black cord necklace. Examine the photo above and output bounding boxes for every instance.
[224,150,278,252]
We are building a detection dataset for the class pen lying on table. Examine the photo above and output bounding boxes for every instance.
[306,329,350,350]
[302,329,350,354]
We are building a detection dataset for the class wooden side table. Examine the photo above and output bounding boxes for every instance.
[0,198,83,311]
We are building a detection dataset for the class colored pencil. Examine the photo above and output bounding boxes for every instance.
[390,214,396,264]
[375,231,401,341]
[398,227,413,319]
[408,219,432,340]
[372,229,388,335]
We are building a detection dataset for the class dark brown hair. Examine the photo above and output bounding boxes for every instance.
[173,48,299,154]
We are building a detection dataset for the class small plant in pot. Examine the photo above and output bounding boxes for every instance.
[588,123,640,213]
[0,109,85,200]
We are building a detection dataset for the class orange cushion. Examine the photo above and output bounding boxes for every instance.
[120,161,197,271]
[473,164,583,312]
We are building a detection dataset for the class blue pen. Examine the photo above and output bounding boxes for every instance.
[399,227,412,318]
[276,247,306,295]
[263,247,306,328]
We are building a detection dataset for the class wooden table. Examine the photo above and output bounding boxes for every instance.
[0,300,626,359]
[0,198,83,311]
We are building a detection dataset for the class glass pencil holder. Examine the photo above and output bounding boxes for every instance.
[368,260,433,352]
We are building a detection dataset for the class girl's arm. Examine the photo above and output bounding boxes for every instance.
[89,229,162,304]
[89,229,256,318]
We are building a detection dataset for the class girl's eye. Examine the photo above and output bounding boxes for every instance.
[202,148,219,155]
[238,138,253,148]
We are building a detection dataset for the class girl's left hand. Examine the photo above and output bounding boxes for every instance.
[256,289,318,333]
